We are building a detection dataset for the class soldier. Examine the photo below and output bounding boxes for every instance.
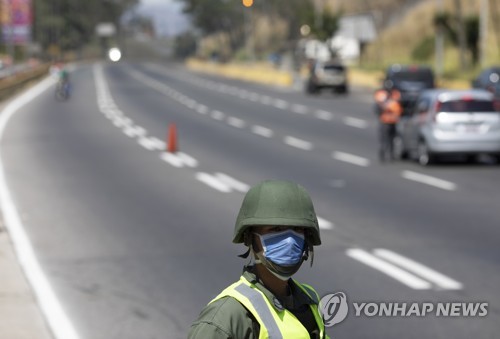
[189,180,329,339]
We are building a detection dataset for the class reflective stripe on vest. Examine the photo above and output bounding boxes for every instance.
[234,284,283,339]
[210,277,326,339]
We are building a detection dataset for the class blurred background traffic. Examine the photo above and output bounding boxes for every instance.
[0,1,499,339]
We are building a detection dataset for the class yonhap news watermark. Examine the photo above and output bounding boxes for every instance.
[319,292,488,327]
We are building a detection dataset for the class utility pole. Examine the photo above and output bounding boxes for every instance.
[479,0,488,67]
[435,0,444,76]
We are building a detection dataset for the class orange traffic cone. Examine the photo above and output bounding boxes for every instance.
[167,123,178,153]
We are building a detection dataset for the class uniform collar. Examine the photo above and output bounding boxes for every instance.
[242,265,315,312]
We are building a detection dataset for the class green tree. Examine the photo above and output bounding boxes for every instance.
[33,0,138,54]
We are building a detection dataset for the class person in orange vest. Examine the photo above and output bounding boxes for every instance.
[374,89,403,162]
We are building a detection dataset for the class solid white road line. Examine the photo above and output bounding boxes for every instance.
[401,171,457,191]
[343,117,368,129]
[215,173,250,193]
[251,125,274,138]
[332,151,370,167]
[196,172,232,193]
[227,117,246,129]
[284,136,313,150]
[315,110,334,121]
[346,249,432,290]
[373,249,463,290]
[0,76,81,339]
[317,217,334,230]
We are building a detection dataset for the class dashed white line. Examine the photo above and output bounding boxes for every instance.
[260,96,273,105]
[317,217,334,230]
[346,249,432,290]
[343,117,368,129]
[138,137,156,151]
[196,104,209,115]
[284,136,313,150]
[315,109,334,121]
[196,172,232,193]
[251,125,274,138]
[160,152,185,168]
[227,117,246,129]
[273,99,289,110]
[373,249,463,290]
[176,152,199,168]
[215,173,250,193]
[211,110,225,121]
[291,104,308,114]
[401,171,457,191]
[332,151,370,167]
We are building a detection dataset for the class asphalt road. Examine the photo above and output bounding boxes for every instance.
[1,61,499,339]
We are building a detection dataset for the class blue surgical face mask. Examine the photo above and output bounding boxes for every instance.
[256,230,305,266]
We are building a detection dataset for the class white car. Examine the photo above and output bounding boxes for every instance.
[394,89,500,165]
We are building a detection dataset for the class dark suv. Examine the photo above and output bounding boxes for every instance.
[381,65,435,114]
[305,60,348,95]
[472,66,500,99]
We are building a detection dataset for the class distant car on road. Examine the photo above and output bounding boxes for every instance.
[394,89,500,165]
[472,66,500,98]
[305,60,348,95]
[379,64,436,115]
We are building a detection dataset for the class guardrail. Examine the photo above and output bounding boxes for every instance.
[0,64,50,102]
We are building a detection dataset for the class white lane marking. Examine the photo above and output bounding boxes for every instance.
[284,136,313,150]
[343,117,368,129]
[227,117,246,129]
[373,249,463,290]
[176,152,199,168]
[138,137,156,151]
[273,99,289,110]
[332,151,370,167]
[315,109,334,121]
[260,96,273,105]
[401,171,457,191]
[123,126,138,138]
[291,104,308,114]
[317,217,334,230]
[149,137,166,151]
[215,173,250,193]
[196,172,232,193]
[160,152,184,168]
[196,104,209,115]
[249,93,260,102]
[346,249,432,290]
[251,125,274,138]
[0,76,80,339]
[211,110,225,121]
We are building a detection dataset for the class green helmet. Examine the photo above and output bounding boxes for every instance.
[233,180,321,246]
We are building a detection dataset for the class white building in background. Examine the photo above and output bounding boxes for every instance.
[303,13,377,64]
[331,14,377,64]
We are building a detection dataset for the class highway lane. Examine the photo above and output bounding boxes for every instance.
[0,62,498,339]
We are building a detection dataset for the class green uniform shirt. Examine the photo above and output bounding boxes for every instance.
[188,266,323,339]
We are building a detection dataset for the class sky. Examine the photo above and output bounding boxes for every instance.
[136,0,191,37]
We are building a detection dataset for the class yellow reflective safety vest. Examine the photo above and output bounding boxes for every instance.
[210,276,327,339]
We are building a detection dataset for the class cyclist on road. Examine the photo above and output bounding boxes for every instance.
[189,180,329,339]
[375,89,403,162]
